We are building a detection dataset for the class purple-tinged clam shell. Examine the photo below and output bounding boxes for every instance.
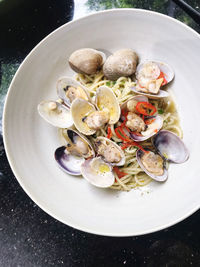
[130,115,163,142]
[55,146,84,176]
[61,129,95,158]
[152,130,189,163]
[136,149,168,182]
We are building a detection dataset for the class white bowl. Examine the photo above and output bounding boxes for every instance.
[3,9,200,236]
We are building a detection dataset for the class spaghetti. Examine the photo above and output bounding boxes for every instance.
[74,70,182,191]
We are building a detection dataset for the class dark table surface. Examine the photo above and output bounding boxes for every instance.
[0,0,200,266]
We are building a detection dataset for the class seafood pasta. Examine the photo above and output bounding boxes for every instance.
[38,48,189,191]
[75,71,182,191]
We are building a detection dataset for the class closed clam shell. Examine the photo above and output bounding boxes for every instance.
[38,100,73,128]
[56,77,89,108]
[95,86,120,124]
[136,149,168,182]
[103,49,138,80]
[80,157,115,188]
[94,136,125,166]
[69,48,106,75]
[70,98,96,135]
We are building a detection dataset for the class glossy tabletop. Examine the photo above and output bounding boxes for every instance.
[0,0,200,266]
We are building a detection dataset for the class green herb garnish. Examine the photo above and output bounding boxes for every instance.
[158,109,164,114]
[106,81,111,86]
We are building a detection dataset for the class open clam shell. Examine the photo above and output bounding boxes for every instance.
[56,77,90,108]
[131,87,169,99]
[95,86,120,124]
[70,98,96,135]
[136,60,174,84]
[132,60,174,99]
[38,100,73,128]
[80,157,115,188]
[54,146,84,176]
[94,136,125,166]
[136,149,168,182]
[130,115,163,142]
[120,95,149,112]
[61,129,95,158]
[152,130,189,163]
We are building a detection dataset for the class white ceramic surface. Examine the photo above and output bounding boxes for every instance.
[3,9,200,236]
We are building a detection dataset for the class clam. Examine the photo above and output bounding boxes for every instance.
[70,98,97,135]
[37,100,73,128]
[136,149,168,182]
[120,95,163,142]
[129,115,163,142]
[120,95,149,112]
[137,60,174,84]
[103,49,138,80]
[54,129,95,176]
[136,130,189,182]
[80,157,115,188]
[68,48,106,75]
[94,137,125,166]
[95,86,120,124]
[56,77,89,108]
[61,129,95,158]
[55,146,84,176]
[132,87,169,99]
[132,60,174,99]
[71,98,110,135]
[152,130,189,163]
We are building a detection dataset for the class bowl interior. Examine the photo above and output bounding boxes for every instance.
[3,9,200,236]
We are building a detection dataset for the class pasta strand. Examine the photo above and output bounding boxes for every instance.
[74,71,182,191]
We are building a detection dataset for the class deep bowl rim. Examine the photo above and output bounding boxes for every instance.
[3,8,200,237]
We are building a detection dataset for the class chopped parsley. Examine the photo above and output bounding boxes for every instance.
[106,81,111,86]
[106,81,116,86]
[158,109,164,114]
